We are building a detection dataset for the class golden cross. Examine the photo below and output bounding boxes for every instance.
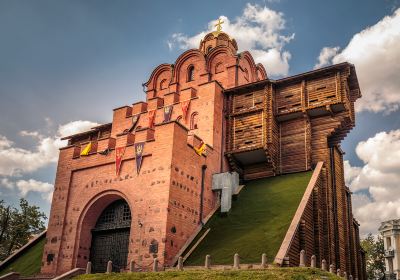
[215,18,224,32]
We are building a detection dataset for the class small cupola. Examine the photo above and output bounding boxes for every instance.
[199,19,238,54]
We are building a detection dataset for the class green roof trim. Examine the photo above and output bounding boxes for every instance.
[184,171,313,265]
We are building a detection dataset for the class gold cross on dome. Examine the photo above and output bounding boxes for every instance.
[215,18,224,32]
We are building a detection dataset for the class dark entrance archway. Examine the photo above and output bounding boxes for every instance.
[89,199,131,272]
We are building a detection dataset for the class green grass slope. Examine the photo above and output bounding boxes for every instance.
[184,171,313,265]
[75,268,340,280]
[0,237,45,277]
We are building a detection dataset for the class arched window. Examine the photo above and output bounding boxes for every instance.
[215,62,224,73]
[176,115,182,123]
[190,112,199,130]
[207,46,212,54]
[160,79,167,90]
[187,65,195,82]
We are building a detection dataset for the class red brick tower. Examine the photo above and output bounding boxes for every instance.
[41,30,266,275]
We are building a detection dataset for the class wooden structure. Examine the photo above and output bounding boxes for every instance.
[225,62,365,278]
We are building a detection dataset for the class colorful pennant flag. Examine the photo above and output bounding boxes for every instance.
[80,142,92,156]
[115,146,126,176]
[148,110,156,128]
[134,142,145,174]
[163,105,173,122]
[181,100,191,120]
[194,141,206,156]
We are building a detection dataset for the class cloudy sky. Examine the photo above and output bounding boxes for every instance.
[0,0,399,236]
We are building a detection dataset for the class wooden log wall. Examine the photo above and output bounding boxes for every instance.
[279,118,311,174]
[333,146,349,273]
[231,89,265,151]
[224,63,364,278]
[266,84,280,172]
[285,168,323,266]
[275,81,302,114]
[232,89,264,113]
[306,74,337,108]
[232,112,263,150]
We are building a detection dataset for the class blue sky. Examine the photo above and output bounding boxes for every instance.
[0,0,399,235]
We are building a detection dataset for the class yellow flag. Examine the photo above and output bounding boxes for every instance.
[80,142,92,156]
[194,142,206,156]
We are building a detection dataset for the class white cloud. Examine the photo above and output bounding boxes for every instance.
[0,120,99,176]
[20,130,42,139]
[251,49,291,77]
[0,136,12,149]
[168,4,294,77]
[314,47,340,69]
[315,8,400,113]
[0,177,14,189]
[0,120,98,203]
[0,177,54,203]
[16,179,53,198]
[57,120,98,138]
[345,130,400,236]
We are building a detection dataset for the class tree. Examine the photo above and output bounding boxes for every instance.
[0,199,47,261]
[361,233,385,280]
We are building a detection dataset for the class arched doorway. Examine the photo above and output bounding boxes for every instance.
[89,199,131,272]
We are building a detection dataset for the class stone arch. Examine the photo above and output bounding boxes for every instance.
[73,190,133,270]
[144,63,172,92]
[190,112,199,130]
[187,65,195,82]
[215,62,224,73]
[256,63,268,80]
[206,46,234,74]
[239,51,258,82]
[160,79,168,90]
[172,49,206,85]
[243,68,249,81]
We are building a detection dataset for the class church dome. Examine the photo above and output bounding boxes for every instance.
[199,30,238,54]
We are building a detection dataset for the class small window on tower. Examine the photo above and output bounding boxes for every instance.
[215,62,224,73]
[187,65,195,82]
[160,79,167,90]
[190,112,199,129]
[207,46,212,54]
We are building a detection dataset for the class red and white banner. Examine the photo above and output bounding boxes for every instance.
[148,110,156,128]
[115,146,126,176]
[181,100,191,120]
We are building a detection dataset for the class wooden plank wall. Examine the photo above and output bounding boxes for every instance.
[275,81,302,114]
[286,171,323,266]
[266,84,279,170]
[306,74,337,108]
[279,118,310,173]
[232,89,264,113]
[231,89,265,151]
[232,112,263,150]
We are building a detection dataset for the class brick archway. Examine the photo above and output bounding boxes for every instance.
[73,191,133,270]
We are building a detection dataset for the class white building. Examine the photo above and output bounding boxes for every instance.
[379,219,400,280]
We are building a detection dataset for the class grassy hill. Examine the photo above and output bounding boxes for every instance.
[184,171,312,265]
[0,236,45,277]
[75,268,340,280]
